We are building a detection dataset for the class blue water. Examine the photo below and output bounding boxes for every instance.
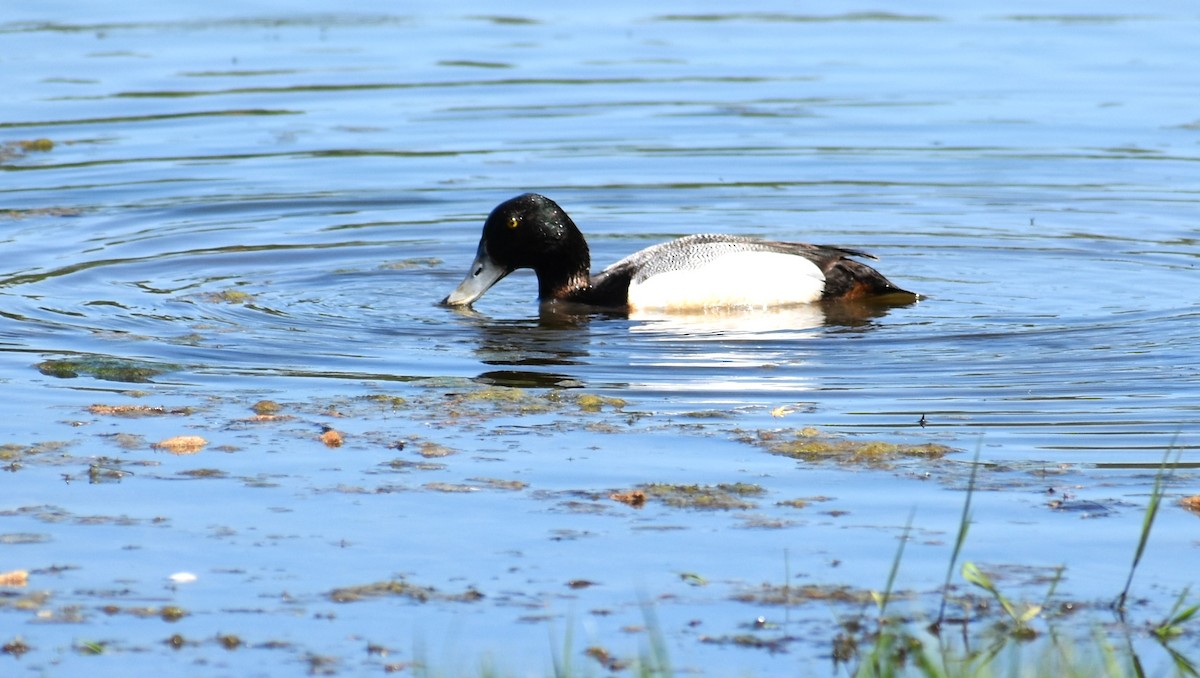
[2,2,1199,675]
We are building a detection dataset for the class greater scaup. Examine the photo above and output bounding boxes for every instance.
[442,193,916,310]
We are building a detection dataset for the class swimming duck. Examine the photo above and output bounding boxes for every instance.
[442,193,916,310]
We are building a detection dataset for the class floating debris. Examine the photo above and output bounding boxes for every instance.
[379,257,442,270]
[770,404,808,418]
[0,206,83,220]
[699,633,793,652]
[610,489,647,508]
[636,482,765,510]
[320,428,344,448]
[466,477,528,491]
[416,441,455,458]
[424,482,478,493]
[0,138,54,163]
[576,394,626,412]
[177,468,227,479]
[1180,496,1200,516]
[251,400,282,415]
[0,441,73,461]
[153,436,207,455]
[1,637,32,658]
[733,582,876,606]
[88,404,194,417]
[358,394,408,410]
[201,289,255,304]
[584,645,629,671]
[0,570,29,587]
[328,579,484,604]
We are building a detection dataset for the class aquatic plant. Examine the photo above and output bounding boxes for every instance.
[841,446,1198,678]
[1116,443,1180,612]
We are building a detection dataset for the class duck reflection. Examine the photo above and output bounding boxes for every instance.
[445,297,915,395]
[441,305,597,388]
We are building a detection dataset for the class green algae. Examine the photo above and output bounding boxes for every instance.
[733,582,876,606]
[0,207,83,220]
[379,257,442,270]
[747,427,955,465]
[638,482,765,510]
[467,477,528,491]
[0,138,55,163]
[0,441,72,462]
[251,400,282,415]
[177,469,228,479]
[458,386,551,409]
[415,441,455,458]
[35,357,170,383]
[382,458,446,472]
[88,404,194,417]
[102,604,188,622]
[575,393,627,412]
[201,289,255,304]
[437,385,632,421]
[357,394,407,409]
[424,481,478,493]
[700,634,791,652]
[328,579,484,604]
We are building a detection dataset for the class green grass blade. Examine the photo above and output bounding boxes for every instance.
[938,442,981,625]
[875,509,915,618]
[1116,440,1180,612]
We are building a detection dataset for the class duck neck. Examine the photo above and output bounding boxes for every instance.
[539,229,591,298]
[537,263,592,301]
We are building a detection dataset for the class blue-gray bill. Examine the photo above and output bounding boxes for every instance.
[442,248,509,306]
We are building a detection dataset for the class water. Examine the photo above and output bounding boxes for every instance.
[2,2,1199,675]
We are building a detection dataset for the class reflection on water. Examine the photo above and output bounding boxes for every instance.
[445,298,918,398]
[629,303,827,338]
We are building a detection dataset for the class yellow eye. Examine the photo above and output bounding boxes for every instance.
[507,216,520,229]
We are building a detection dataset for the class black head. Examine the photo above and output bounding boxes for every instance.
[480,193,589,273]
[442,193,592,306]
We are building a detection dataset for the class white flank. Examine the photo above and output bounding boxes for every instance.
[627,251,825,311]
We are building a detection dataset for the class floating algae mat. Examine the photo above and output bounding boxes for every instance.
[745,426,957,465]
[36,357,175,383]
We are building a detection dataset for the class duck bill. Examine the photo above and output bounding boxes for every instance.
[442,247,510,307]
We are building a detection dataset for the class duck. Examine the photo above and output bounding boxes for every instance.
[442,193,917,311]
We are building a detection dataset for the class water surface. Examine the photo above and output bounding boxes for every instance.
[2,2,1198,675]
